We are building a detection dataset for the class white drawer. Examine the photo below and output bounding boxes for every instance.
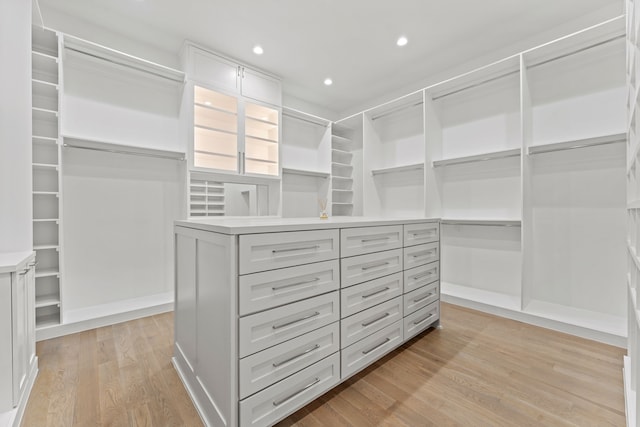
[404,261,439,293]
[240,353,340,427]
[404,301,439,341]
[239,322,339,399]
[403,242,439,270]
[340,272,403,318]
[239,260,340,316]
[340,296,403,348]
[403,281,439,316]
[239,229,339,274]
[404,222,439,247]
[239,292,339,358]
[340,249,403,288]
[341,321,403,380]
[340,225,403,257]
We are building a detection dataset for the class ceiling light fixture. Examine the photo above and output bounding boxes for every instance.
[397,36,408,47]
[253,45,264,55]
[324,78,333,86]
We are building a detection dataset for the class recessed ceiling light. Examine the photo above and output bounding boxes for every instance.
[253,45,264,55]
[324,78,333,86]
[397,36,408,47]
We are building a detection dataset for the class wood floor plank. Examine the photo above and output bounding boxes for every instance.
[21,304,626,427]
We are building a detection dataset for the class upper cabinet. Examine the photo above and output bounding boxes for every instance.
[183,43,282,178]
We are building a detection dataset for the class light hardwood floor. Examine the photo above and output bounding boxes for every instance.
[22,303,626,426]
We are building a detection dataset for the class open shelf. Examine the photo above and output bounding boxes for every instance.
[35,294,61,309]
[281,168,330,179]
[529,133,626,155]
[32,107,58,121]
[371,163,424,176]
[433,148,521,168]
[32,163,58,171]
[33,244,59,251]
[63,135,185,161]
[35,268,59,278]
[35,313,60,329]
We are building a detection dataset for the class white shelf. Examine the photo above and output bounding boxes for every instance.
[332,189,353,193]
[331,134,351,143]
[64,34,185,83]
[33,136,58,144]
[32,219,59,224]
[433,148,521,168]
[332,202,353,206]
[441,219,522,227]
[529,133,626,155]
[281,168,330,178]
[441,282,521,311]
[35,313,60,329]
[35,268,59,278]
[32,107,58,120]
[332,176,353,182]
[32,163,58,171]
[371,163,425,176]
[33,245,59,251]
[35,294,60,308]
[32,191,59,196]
[63,136,186,161]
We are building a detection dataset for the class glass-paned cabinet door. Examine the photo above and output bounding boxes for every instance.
[244,101,279,176]
[194,86,238,171]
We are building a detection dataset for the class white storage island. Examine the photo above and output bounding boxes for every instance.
[173,216,440,427]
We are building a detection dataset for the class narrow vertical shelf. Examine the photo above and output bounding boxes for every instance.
[189,171,225,217]
[31,25,62,332]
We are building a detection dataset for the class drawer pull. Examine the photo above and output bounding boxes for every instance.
[412,250,435,258]
[362,337,391,355]
[362,312,390,327]
[413,313,434,326]
[413,293,434,303]
[272,311,320,330]
[361,261,390,271]
[411,230,433,236]
[413,271,434,280]
[272,277,320,291]
[273,377,320,407]
[362,287,390,299]
[272,344,321,367]
[272,245,320,254]
[361,236,390,243]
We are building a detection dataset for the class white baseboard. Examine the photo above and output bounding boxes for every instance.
[0,356,38,427]
[36,292,174,341]
[624,355,636,427]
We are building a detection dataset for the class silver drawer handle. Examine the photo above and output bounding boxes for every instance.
[361,261,389,271]
[362,312,390,327]
[413,271,434,280]
[412,250,435,258]
[413,313,434,326]
[411,230,433,236]
[272,277,320,291]
[272,245,320,254]
[273,377,320,407]
[413,293,434,303]
[362,337,391,355]
[272,311,320,330]
[362,287,390,299]
[361,236,390,243]
[272,344,320,367]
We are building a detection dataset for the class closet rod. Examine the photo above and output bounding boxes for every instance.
[528,134,625,155]
[431,69,519,101]
[65,46,185,83]
[282,111,330,127]
[370,101,423,121]
[63,143,186,161]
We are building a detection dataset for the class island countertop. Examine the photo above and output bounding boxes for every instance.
[174,216,439,235]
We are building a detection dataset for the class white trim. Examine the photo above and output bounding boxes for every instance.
[624,355,636,427]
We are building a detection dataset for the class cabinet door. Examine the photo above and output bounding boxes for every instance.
[192,48,239,93]
[243,101,279,176]
[241,68,282,106]
[193,85,240,172]
[12,268,28,405]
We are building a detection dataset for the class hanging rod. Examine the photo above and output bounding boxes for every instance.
[441,219,521,227]
[525,35,624,71]
[63,141,185,161]
[528,133,625,155]
[282,107,331,127]
[64,35,185,83]
[370,101,423,121]
[282,111,330,127]
[433,148,521,168]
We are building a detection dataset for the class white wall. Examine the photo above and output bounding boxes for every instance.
[0,0,32,252]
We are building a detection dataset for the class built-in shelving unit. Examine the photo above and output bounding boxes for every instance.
[31,26,62,333]
[330,115,363,216]
[189,171,225,217]
[627,0,640,424]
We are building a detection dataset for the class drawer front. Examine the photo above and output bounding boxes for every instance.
[340,296,403,348]
[340,225,403,257]
[404,301,439,341]
[340,272,403,318]
[239,292,339,358]
[341,321,403,380]
[240,353,340,427]
[239,229,339,274]
[403,261,439,293]
[340,249,403,288]
[239,322,339,399]
[403,281,439,316]
[239,260,340,315]
[404,222,439,247]
[403,242,439,270]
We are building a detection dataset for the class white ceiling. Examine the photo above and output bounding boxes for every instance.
[35,0,623,118]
